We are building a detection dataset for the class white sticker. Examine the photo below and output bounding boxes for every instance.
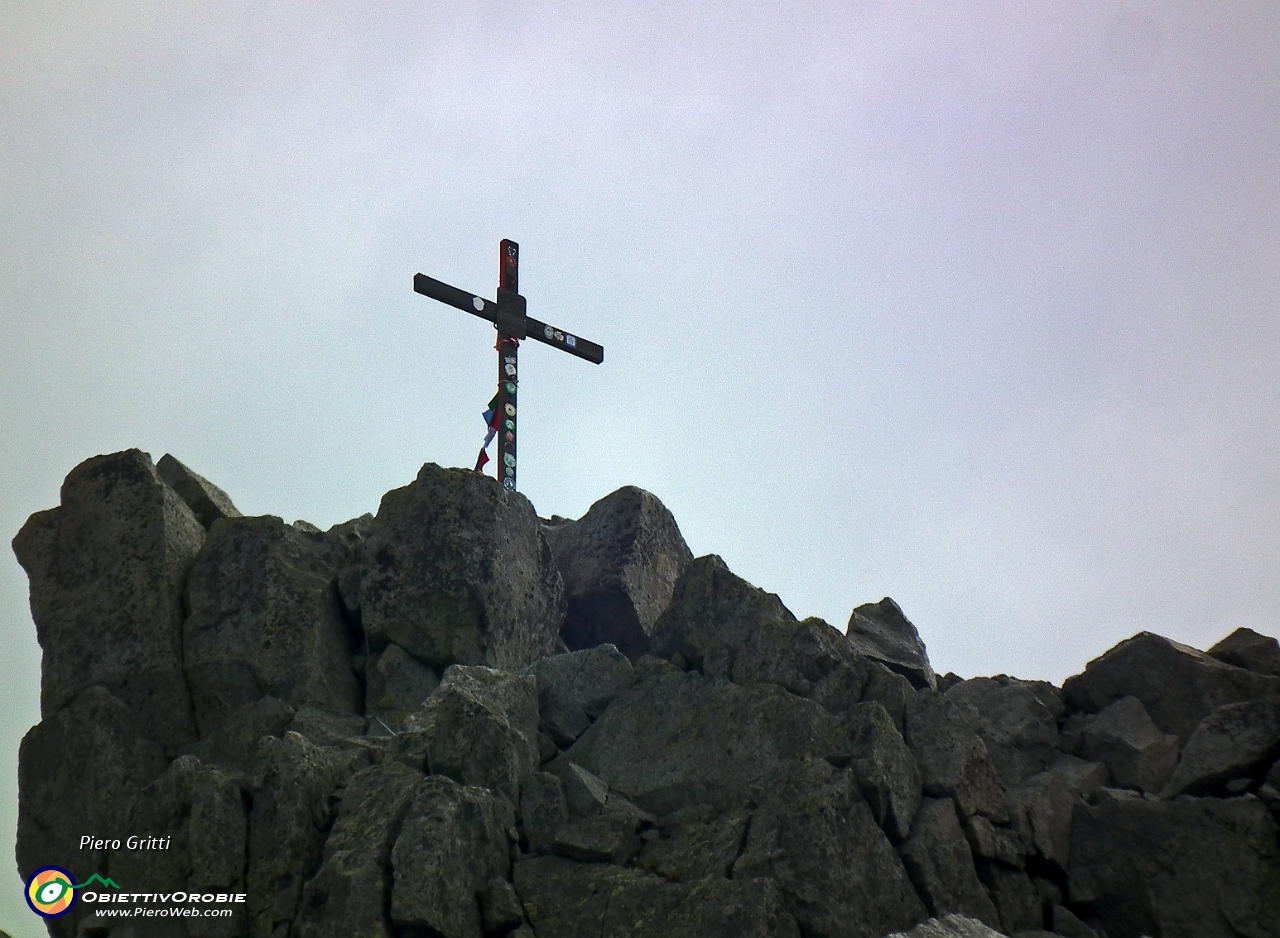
[565,335,576,347]
[544,324,554,339]
[472,297,484,311]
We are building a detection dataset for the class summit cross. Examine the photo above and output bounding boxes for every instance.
[413,240,604,492]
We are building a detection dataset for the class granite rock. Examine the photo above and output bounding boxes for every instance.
[832,700,922,842]
[1075,696,1179,793]
[157,452,243,529]
[1161,697,1280,797]
[884,916,1005,938]
[514,855,801,938]
[732,758,928,938]
[846,597,937,690]
[518,771,570,854]
[945,676,1065,788]
[526,644,633,748]
[406,665,539,804]
[650,554,796,679]
[1069,787,1280,938]
[1206,627,1280,679]
[635,803,751,882]
[16,686,168,937]
[364,642,438,731]
[390,775,515,938]
[731,615,872,715]
[545,485,693,659]
[905,690,1009,822]
[183,514,361,736]
[360,462,566,670]
[548,666,836,817]
[976,859,1042,933]
[18,453,1280,938]
[294,762,421,938]
[1063,631,1280,745]
[114,755,248,900]
[1004,756,1108,870]
[12,449,205,751]
[898,797,1001,927]
[245,731,373,938]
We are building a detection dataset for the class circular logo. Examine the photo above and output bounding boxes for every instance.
[503,478,516,490]
[26,867,76,918]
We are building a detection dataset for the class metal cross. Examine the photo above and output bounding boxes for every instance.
[414,240,604,491]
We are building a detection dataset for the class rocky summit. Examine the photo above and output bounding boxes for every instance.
[13,450,1280,938]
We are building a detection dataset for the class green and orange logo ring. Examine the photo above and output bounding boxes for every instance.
[26,866,77,918]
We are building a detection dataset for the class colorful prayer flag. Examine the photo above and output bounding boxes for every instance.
[474,391,502,474]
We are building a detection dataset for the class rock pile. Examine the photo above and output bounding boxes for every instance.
[13,450,1280,938]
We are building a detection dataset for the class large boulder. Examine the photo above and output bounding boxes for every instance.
[294,762,421,938]
[245,732,374,938]
[1063,631,1280,744]
[862,661,917,736]
[732,759,928,938]
[731,616,872,715]
[832,701,922,842]
[1207,627,1280,679]
[846,597,937,690]
[636,802,752,882]
[944,676,1064,788]
[389,775,515,938]
[544,486,693,659]
[16,686,168,937]
[526,644,634,749]
[518,771,571,854]
[183,515,362,736]
[403,665,539,804]
[513,855,801,938]
[110,755,248,938]
[358,463,565,671]
[897,798,1001,927]
[547,667,837,817]
[12,449,205,751]
[649,554,796,678]
[904,691,1009,822]
[157,452,243,529]
[181,695,297,775]
[1004,756,1108,871]
[1073,696,1179,793]
[364,642,439,731]
[549,763,653,865]
[1161,698,1280,797]
[975,860,1041,933]
[1068,788,1280,938]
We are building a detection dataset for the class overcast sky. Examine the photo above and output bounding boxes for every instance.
[3,2,1278,932]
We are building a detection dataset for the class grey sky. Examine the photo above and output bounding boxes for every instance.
[3,2,1278,932]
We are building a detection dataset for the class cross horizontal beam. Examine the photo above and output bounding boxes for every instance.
[413,272,604,364]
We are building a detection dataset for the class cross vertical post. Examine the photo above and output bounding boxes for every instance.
[412,240,604,492]
[495,239,520,490]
